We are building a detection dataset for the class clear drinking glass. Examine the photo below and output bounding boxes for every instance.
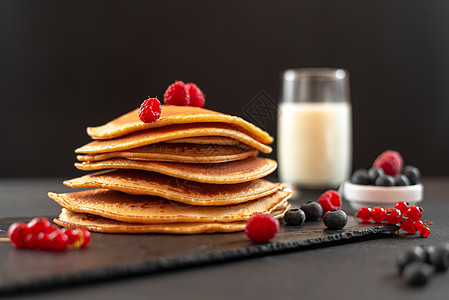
[277,68,352,189]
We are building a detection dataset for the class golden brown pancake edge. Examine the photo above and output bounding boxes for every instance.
[64,169,288,206]
[48,189,292,224]
[87,105,273,144]
[74,157,277,184]
[76,123,272,155]
[54,203,290,234]
[76,144,258,164]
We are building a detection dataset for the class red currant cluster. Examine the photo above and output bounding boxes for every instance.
[357,201,431,237]
[8,217,91,252]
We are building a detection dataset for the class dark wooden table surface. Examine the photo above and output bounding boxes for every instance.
[0,177,448,300]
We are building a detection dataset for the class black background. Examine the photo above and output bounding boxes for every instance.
[1,0,448,177]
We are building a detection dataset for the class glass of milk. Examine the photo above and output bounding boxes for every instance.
[278,68,352,189]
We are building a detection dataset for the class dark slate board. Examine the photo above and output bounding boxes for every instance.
[0,216,398,294]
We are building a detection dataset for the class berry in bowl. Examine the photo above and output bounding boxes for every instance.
[340,150,423,209]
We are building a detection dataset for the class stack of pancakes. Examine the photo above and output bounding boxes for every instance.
[49,105,291,234]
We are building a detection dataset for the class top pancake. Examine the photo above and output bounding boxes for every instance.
[76,123,272,154]
[87,105,273,144]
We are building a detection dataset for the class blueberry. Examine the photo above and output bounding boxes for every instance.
[300,201,323,221]
[375,174,395,186]
[396,246,427,274]
[350,169,370,185]
[403,165,421,185]
[427,244,449,272]
[402,262,434,287]
[322,210,347,230]
[368,167,384,184]
[422,245,435,264]
[394,174,410,186]
[284,209,306,226]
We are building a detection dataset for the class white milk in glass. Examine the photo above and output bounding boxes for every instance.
[278,68,352,189]
[278,102,351,188]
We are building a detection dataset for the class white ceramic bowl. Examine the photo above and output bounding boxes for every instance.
[340,181,423,210]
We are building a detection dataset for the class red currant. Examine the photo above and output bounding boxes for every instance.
[62,228,79,246]
[46,225,60,234]
[50,231,69,252]
[400,219,417,234]
[245,214,280,243]
[37,232,52,251]
[413,220,424,232]
[371,207,386,223]
[406,206,423,221]
[8,222,29,248]
[394,201,409,215]
[358,206,372,222]
[8,218,91,252]
[385,208,402,224]
[81,229,91,248]
[27,217,51,235]
[420,226,431,238]
[24,233,39,249]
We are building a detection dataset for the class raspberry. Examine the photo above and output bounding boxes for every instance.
[164,81,190,106]
[139,98,161,123]
[245,214,279,243]
[373,150,403,176]
[186,83,205,107]
[317,190,341,215]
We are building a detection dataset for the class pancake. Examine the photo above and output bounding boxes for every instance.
[54,204,290,234]
[76,144,258,164]
[76,123,272,154]
[166,136,241,146]
[75,157,277,184]
[87,105,273,144]
[47,189,292,224]
[64,170,288,206]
